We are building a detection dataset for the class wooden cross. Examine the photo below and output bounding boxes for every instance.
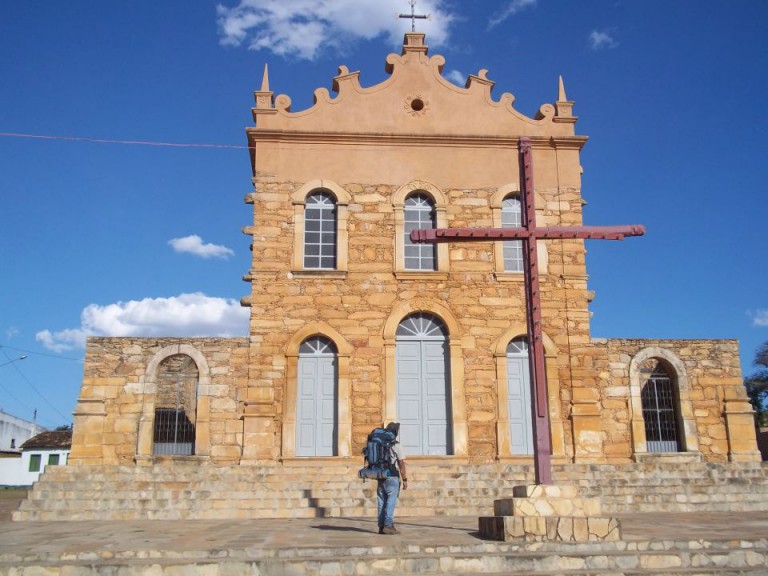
[399,0,428,32]
[411,137,645,484]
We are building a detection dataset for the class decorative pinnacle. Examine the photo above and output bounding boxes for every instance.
[261,64,270,92]
[554,75,575,122]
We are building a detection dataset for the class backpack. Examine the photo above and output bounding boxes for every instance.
[358,427,396,480]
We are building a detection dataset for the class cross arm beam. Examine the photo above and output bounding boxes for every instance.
[411,225,645,244]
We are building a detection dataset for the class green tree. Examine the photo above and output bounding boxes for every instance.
[745,341,768,427]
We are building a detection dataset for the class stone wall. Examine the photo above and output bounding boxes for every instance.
[243,177,589,462]
[593,338,754,463]
[68,334,760,466]
[69,338,249,466]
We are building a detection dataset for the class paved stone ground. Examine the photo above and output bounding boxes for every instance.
[2,511,768,561]
[0,489,26,522]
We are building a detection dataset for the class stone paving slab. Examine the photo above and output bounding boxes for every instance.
[2,511,768,565]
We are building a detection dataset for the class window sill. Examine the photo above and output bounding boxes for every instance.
[291,270,348,280]
[493,272,525,282]
[394,271,450,281]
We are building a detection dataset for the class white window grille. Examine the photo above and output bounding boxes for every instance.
[396,313,446,339]
[404,193,437,271]
[304,192,337,269]
[502,196,523,272]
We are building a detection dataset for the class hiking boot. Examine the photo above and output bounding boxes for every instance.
[381,525,398,535]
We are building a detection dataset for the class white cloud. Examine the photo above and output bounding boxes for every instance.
[36,328,87,353]
[488,0,536,29]
[589,29,618,51]
[169,235,234,259]
[4,326,19,341]
[750,309,768,327]
[216,0,455,60]
[36,293,249,352]
[445,69,465,86]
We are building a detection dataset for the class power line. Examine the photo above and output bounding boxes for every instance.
[0,345,82,363]
[0,348,71,423]
[0,379,37,415]
[0,131,250,150]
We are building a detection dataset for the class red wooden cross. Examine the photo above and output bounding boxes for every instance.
[411,137,645,484]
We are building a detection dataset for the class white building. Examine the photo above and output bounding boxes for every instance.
[0,408,42,452]
[0,429,70,486]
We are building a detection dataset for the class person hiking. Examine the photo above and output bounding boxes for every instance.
[377,422,407,534]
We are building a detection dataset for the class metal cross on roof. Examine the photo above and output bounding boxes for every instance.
[399,0,428,32]
[411,137,645,485]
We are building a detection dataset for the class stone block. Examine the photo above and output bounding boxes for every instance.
[512,484,580,499]
[479,514,621,542]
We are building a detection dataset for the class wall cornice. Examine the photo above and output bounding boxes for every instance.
[247,130,587,151]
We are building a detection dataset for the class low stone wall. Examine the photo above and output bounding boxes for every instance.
[600,338,754,462]
[68,334,760,466]
[69,337,249,466]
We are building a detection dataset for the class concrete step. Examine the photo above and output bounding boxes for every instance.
[251,546,768,575]
[1,538,766,575]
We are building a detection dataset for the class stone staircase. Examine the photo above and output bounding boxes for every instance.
[563,461,768,513]
[13,459,768,521]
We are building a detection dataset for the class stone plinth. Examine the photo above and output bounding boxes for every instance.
[723,387,762,463]
[494,484,602,517]
[479,514,621,542]
[479,484,621,542]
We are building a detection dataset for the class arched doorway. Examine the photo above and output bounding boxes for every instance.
[641,364,682,452]
[507,337,533,455]
[153,354,198,456]
[396,313,452,455]
[296,336,338,456]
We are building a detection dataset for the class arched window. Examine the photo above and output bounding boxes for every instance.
[502,195,523,272]
[304,192,337,270]
[290,181,350,274]
[641,364,682,452]
[404,193,436,271]
[491,185,548,279]
[153,354,198,456]
[296,336,338,456]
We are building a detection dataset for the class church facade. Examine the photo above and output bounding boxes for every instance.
[69,34,760,470]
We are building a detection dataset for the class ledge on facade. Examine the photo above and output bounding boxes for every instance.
[279,456,356,466]
[493,272,525,283]
[495,455,535,464]
[135,455,210,466]
[403,455,471,466]
[291,271,348,280]
[633,451,703,464]
[394,271,450,281]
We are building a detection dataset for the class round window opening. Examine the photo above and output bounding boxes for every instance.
[410,98,425,112]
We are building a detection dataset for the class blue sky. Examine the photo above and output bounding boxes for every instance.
[1,1,766,429]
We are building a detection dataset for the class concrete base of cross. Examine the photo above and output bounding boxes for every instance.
[479,484,622,542]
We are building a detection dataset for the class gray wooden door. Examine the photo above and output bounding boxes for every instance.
[507,337,534,455]
[296,337,337,456]
[396,314,452,455]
